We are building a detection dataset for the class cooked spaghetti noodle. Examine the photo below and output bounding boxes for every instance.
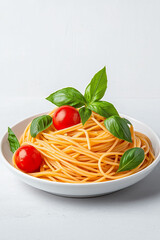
[12,109,155,183]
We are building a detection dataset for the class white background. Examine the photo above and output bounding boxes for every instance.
[0,1,160,240]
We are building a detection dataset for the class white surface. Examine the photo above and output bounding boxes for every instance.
[0,0,160,239]
[1,113,160,197]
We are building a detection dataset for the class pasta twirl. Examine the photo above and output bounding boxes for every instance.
[13,110,155,183]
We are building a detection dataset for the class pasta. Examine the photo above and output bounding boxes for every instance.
[12,109,155,183]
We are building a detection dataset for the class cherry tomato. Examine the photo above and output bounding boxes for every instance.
[53,105,81,130]
[15,145,42,173]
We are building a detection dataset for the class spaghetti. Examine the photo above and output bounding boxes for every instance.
[13,109,155,183]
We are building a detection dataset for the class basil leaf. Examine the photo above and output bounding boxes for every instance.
[88,101,119,118]
[46,87,85,108]
[79,107,92,125]
[123,118,132,126]
[8,127,20,153]
[117,147,145,172]
[30,115,53,138]
[84,67,107,104]
[104,116,132,142]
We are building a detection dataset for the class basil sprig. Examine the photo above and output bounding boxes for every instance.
[117,147,145,172]
[104,116,132,142]
[27,66,131,141]
[30,115,53,138]
[8,127,20,153]
[46,67,118,124]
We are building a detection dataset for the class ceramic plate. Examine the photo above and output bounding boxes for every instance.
[1,113,160,197]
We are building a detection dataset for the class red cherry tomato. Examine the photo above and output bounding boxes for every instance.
[53,105,81,130]
[15,145,42,173]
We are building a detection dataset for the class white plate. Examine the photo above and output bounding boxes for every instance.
[1,113,160,197]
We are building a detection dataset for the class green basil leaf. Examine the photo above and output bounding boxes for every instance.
[30,115,53,138]
[117,147,145,172]
[79,107,92,125]
[84,67,107,104]
[8,127,20,153]
[88,101,119,118]
[104,116,132,142]
[46,87,85,108]
[123,118,132,126]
